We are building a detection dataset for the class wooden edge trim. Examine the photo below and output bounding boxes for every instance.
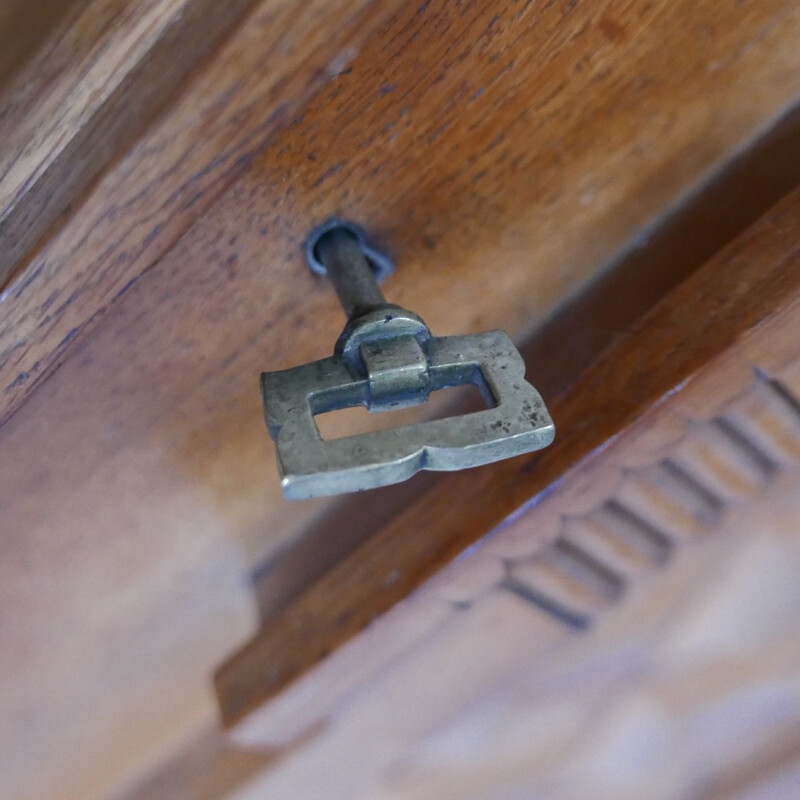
[0,0,256,289]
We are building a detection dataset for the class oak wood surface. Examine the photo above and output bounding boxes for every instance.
[3,1,800,799]
[117,183,800,795]
[216,182,800,729]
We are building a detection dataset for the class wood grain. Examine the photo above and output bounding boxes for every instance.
[0,0,260,289]
[216,182,800,729]
[231,405,800,799]
[0,0,407,427]
[3,1,800,798]
[0,0,84,93]
[250,102,800,623]
[3,0,800,428]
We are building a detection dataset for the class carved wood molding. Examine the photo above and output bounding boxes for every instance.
[216,317,800,800]
[489,370,800,627]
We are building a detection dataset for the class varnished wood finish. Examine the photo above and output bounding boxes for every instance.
[0,0,406,425]
[3,1,800,798]
[3,0,800,426]
[0,0,258,288]
[216,184,800,728]
[225,356,800,798]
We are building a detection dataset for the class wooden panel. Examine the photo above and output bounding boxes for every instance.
[3,0,800,427]
[0,0,259,288]
[3,2,800,799]
[0,0,406,425]
[216,183,800,730]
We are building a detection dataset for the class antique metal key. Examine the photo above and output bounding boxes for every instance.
[262,220,555,499]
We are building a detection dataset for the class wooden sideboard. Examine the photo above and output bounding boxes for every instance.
[2,2,800,799]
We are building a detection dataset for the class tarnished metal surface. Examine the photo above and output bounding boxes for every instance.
[314,222,387,318]
[305,218,394,285]
[261,223,555,499]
